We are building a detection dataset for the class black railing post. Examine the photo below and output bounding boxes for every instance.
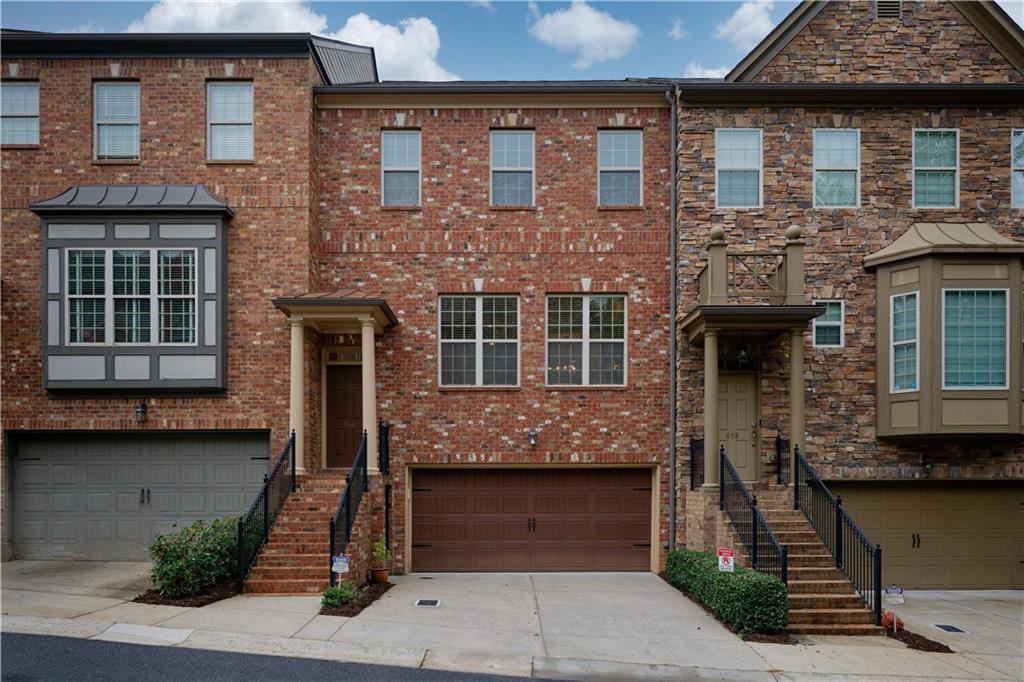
[780,547,788,585]
[262,474,270,543]
[873,545,882,625]
[835,495,844,569]
[718,445,725,510]
[751,495,759,570]
[236,519,245,593]
[793,445,800,510]
[363,430,369,491]
[689,437,696,491]
[290,430,297,492]
[329,518,337,587]
[774,435,782,485]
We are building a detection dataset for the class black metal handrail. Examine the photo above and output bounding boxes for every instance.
[774,434,791,486]
[378,420,391,475]
[794,445,882,625]
[689,436,704,490]
[328,430,369,586]
[719,446,788,584]
[236,430,296,592]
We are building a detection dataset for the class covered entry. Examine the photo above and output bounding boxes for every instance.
[410,468,654,572]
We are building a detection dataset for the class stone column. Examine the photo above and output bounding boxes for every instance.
[289,319,305,472]
[703,329,720,485]
[789,327,805,468]
[361,318,378,472]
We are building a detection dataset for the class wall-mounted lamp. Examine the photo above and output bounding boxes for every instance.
[527,427,538,447]
[921,449,933,476]
[135,402,148,424]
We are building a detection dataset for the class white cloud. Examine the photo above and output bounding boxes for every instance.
[332,14,459,81]
[683,61,729,79]
[667,18,688,41]
[468,0,496,12]
[713,0,775,52]
[528,0,640,70]
[996,0,1024,27]
[64,21,100,33]
[127,0,327,33]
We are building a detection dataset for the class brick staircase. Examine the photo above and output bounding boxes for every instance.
[244,472,347,594]
[736,484,882,636]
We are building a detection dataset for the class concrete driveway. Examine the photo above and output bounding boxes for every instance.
[2,560,154,619]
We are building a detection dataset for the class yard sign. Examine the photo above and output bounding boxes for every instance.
[717,547,734,572]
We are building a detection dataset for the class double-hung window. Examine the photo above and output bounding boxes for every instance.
[546,295,626,386]
[491,130,534,207]
[94,82,139,159]
[943,289,1008,389]
[813,129,859,208]
[812,300,844,347]
[891,292,918,392]
[1012,129,1024,209]
[207,82,254,161]
[913,129,958,208]
[66,247,197,346]
[716,129,762,208]
[1,82,39,145]
[381,130,421,206]
[598,130,642,206]
[439,295,519,387]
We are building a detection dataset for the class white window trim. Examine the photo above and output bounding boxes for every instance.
[940,287,1010,391]
[207,81,254,162]
[1012,129,1024,210]
[544,294,628,387]
[597,129,644,207]
[65,247,198,348]
[93,81,140,160]
[490,130,535,208]
[911,128,959,210]
[812,299,845,348]
[890,291,919,394]
[812,129,860,209]
[380,129,422,207]
[715,128,763,209]
[437,295,520,387]
[1,82,40,145]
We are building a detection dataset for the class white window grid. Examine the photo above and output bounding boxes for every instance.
[890,291,919,394]
[597,129,643,207]
[812,129,860,208]
[715,128,763,209]
[490,130,535,207]
[1012,129,1024,209]
[941,288,1010,390]
[812,299,845,348]
[65,247,198,347]
[94,81,140,160]
[545,294,628,387]
[912,128,959,209]
[380,129,422,206]
[207,81,254,161]
[1,82,40,145]
[437,295,520,387]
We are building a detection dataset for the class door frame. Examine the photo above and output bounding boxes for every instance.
[320,345,363,470]
[718,371,761,483]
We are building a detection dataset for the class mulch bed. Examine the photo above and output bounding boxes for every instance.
[887,629,954,653]
[133,581,236,608]
[319,581,392,617]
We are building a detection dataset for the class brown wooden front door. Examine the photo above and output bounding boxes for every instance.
[411,468,652,572]
[326,364,362,468]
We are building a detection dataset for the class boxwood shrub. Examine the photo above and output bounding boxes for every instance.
[149,518,237,598]
[665,548,789,634]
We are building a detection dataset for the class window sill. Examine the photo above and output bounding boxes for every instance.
[438,386,521,392]
[205,159,255,165]
[545,385,628,392]
[93,159,140,165]
[381,206,422,212]
[597,206,644,212]
[1,144,39,150]
[490,206,536,212]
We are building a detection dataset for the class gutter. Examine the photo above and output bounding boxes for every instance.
[313,83,672,95]
[666,86,678,552]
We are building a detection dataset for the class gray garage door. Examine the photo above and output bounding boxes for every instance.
[12,432,268,560]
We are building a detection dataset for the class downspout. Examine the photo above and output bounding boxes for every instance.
[666,86,679,550]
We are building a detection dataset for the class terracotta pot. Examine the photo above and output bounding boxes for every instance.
[370,567,390,583]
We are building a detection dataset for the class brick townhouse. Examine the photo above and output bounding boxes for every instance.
[1,0,1021,615]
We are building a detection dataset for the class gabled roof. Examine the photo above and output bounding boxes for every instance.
[726,0,1024,82]
[864,223,1024,268]
[31,184,233,218]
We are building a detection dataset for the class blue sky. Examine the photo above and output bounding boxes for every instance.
[3,1,1022,81]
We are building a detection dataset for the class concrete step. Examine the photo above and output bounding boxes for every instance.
[788,594,867,609]
[787,580,859,595]
[788,608,876,625]
[786,624,884,636]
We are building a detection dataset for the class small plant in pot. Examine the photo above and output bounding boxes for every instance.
[371,538,393,583]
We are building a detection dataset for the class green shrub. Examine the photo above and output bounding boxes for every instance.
[322,582,361,608]
[664,548,789,634]
[372,538,392,567]
[148,518,237,598]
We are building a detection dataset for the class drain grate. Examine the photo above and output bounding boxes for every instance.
[415,598,441,608]
[934,624,966,633]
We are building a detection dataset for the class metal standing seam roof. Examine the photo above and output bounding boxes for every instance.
[864,222,1024,268]
[30,184,234,217]
[310,37,377,85]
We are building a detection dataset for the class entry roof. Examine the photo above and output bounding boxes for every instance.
[864,222,1024,268]
[273,289,398,332]
[30,184,233,218]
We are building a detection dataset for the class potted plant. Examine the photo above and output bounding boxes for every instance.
[370,538,393,583]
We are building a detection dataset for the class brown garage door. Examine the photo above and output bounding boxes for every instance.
[829,482,1023,589]
[411,468,652,572]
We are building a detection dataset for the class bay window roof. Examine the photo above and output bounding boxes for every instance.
[30,184,233,218]
[864,222,1024,269]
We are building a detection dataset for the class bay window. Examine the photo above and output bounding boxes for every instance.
[891,292,918,393]
[943,289,1008,389]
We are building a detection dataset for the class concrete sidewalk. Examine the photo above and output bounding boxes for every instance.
[2,569,1020,680]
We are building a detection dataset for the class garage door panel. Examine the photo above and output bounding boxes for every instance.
[51,492,79,513]
[19,492,48,513]
[86,519,113,540]
[51,520,79,540]
[52,465,78,485]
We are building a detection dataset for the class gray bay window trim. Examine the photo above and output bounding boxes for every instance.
[38,213,228,392]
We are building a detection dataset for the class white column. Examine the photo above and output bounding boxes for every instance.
[289,319,305,472]
[361,318,378,472]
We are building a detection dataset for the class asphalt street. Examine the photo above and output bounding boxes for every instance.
[0,633,535,682]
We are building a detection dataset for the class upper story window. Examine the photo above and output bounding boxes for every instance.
[546,294,626,386]
[207,82,253,161]
[381,130,421,206]
[491,130,534,207]
[1,82,39,145]
[716,129,762,208]
[891,291,918,393]
[94,82,139,160]
[1012,129,1023,209]
[598,130,642,206]
[943,289,1008,389]
[812,300,844,347]
[913,129,958,208]
[439,295,519,387]
[813,129,859,208]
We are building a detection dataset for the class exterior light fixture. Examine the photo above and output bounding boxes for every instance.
[921,449,933,476]
[527,427,538,447]
[135,402,148,424]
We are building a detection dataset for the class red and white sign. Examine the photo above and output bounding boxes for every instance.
[717,547,735,572]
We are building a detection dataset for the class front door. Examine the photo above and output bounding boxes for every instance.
[326,364,362,468]
[718,373,758,482]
